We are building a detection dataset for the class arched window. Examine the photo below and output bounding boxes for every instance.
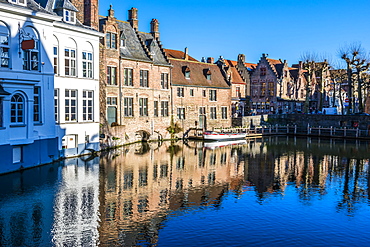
[22,26,39,71]
[0,21,10,68]
[82,42,93,78]
[64,38,77,76]
[11,94,25,124]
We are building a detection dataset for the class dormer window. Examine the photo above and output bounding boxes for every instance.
[106,32,117,49]
[183,66,190,79]
[204,69,212,80]
[9,0,26,6]
[120,33,126,47]
[64,10,76,24]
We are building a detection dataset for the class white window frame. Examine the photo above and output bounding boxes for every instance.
[65,89,77,122]
[0,23,10,68]
[54,89,59,123]
[82,90,93,121]
[139,98,148,116]
[124,68,133,86]
[33,86,41,123]
[65,48,76,76]
[9,0,26,6]
[124,97,134,117]
[177,107,185,119]
[210,107,217,119]
[82,51,93,78]
[10,93,25,124]
[221,106,228,119]
[161,101,169,117]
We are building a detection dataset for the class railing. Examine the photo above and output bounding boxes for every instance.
[214,125,370,139]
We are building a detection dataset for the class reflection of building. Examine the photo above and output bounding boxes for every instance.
[0,162,60,246]
[98,141,244,245]
[0,0,59,173]
[52,157,100,246]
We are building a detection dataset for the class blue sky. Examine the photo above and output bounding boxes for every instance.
[99,0,370,66]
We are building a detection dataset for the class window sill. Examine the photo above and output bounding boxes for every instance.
[0,127,5,130]
[34,123,43,126]
[10,124,26,128]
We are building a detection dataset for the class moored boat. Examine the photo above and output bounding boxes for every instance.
[203,131,246,141]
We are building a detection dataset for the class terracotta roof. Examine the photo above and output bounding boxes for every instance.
[164,49,198,61]
[223,59,246,84]
[267,58,282,65]
[169,58,229,88]
[245,62,257,70]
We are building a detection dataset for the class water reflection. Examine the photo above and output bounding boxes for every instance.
[0,137,370,246]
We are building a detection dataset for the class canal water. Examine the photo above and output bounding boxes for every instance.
[1,137,370,246]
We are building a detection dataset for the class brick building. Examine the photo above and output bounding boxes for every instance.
[165,48,232,133]
[251,54,306,114]
[216,54,252,117]
[99,6,172,144]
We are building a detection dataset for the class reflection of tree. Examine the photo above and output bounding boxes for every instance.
[336,159,367,216]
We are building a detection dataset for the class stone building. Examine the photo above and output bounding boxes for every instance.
[165,48,232,134]
[99,6,172,145]
[251,54,306,115]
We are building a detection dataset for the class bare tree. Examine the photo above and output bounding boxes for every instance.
[339,42,370,114]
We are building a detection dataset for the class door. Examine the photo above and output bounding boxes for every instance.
[107,106,117,126]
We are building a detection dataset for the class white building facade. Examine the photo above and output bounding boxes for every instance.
[0,0,102,174]
[0,0,60,174]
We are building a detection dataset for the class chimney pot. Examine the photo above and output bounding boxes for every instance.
[207,57,214,64]
[128,7,139,30]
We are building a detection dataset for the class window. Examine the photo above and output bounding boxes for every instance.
[9,0,26,6]
[0,22,10,68]
[139,98,148,116]
[199,106,206,115]
[124,68,133,86]
[205,69,211,80]
[13,146,22,164]
[10,94,24,124]
[209,90,217,101]
[221,107,228,119]
[0,98,3,127]
[83,90,93,121]
[210,107,217,119]
[53,46,58,74]
[260,67,266,76]
[190,89,194,97]
[82,52,93,78]
[202,90,206,97]
[120,33,126,47]
[236,87,241,98]
[124,97,133,117]
[161,101,169,117]
[161,73,169,89]
[184,67,190,78]
[140,70,149,87]
[64,10,76,23]
[261,82,266,96]
[65,48,76,76]
[177,107,185,119]
[54,89,59,122]
[65,89,77,122]
[177,87,184,97]
[106,32,117,49]
[23,39,39,71]
[154,101,158,117]
[33,87,41,123]
[107,66,117,85]
[268,81,274,96]
[107,97,117,106]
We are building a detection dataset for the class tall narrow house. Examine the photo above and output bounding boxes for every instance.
[99,6,172,145]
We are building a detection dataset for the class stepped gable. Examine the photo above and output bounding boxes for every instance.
[137,32,169,66]
[266,58,282,77]
[164,49,198,61]
[117,20,152,62]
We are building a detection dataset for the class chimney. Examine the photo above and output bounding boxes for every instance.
[207,57,214,64]
[128,7,139,30]
[184,47,189,60]
[150,19,160,40]
[108,5,114,17]
[238,54,245,63]
[70,0,99,30]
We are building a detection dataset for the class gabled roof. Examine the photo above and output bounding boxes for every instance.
[54,0,79,12]
[164,49,198,61]
[223,59,246,84]
[137,32,169,66]
[166,49,229,88]
[116,21,152,62]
